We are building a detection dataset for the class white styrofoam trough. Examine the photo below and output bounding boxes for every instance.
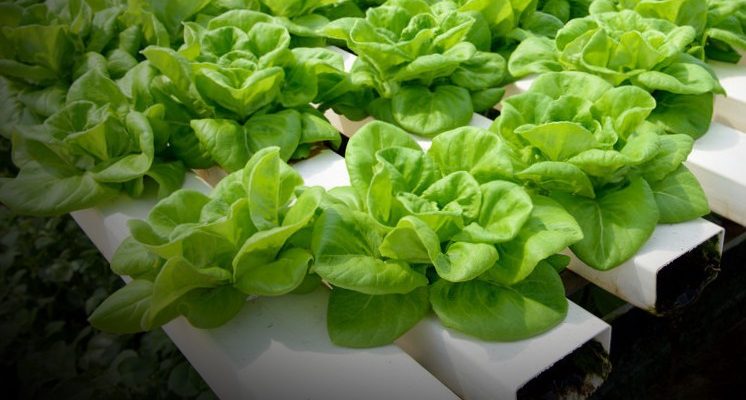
[711,61,746,132]
[397,302,611,400]
[685,122,746,227]
[567,219,724,313]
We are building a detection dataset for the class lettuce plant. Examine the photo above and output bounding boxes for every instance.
[0,0,117,86]
[492,71,709,270]
[324,0,508,136]
[0,0,229,215]
[89,147,324,333]
[141,10,344,169]
[433,0,569,53]
[1,2,348,169]
[311,121,582,347]
[0,55,187,216]
[0,0,164,136]
[509,9,724,138]
[252,0,348,47]
[0,0,223,86]
[317,0,384,20]
[538,0,592,23]
[589,0,746,63]
[704,0,746,62]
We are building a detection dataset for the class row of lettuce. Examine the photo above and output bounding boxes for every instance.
[90,72,710,346]
[1,0,743,212]
[0,0,742,347]
[2,0,743,209]
[0,0,361,216]
[90,126,580,348]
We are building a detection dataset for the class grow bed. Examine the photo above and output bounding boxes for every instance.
[6,2,742,398]
[73,149,612,400]
[711,51,746,132]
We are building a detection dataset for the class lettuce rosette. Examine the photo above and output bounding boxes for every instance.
[89,147,325,333]
[0,0,176,138]
[141,10,346,169]
[310,121,582,347]
[433,0,569,54]
[0,0,248,86]
[0,0,156,87]
[509,9,724,138]
[492,71,709,270]
[537,0,592,24]
[0,54,188,216]
[324,0,508,136]
[255,0,348,46]
[0,0,237,215]
[589,0,746,63]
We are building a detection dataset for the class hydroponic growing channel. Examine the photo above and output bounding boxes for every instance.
[2,0,745,399]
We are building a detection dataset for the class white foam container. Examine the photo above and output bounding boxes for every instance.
[711,60,746,132]
[567,219,724,311]
[685,122,746,227]
[397,303,611,400]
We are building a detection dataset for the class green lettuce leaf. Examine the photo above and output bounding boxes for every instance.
[428,126,515,183]
[649,165,709,223]
[483,194,583,284]
[89,280,156,334]
[391,84,474,137]
[327,286,430,348]
[345,120,421,197]
[430,261,568,341]
[552,177,659,270]
[311,206,428,294]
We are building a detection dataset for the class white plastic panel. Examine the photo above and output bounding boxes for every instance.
[72,162,458,400]
[397,302,611,400]
[706,61,746,225]
[293,149,350,187]
[567,219,724,311]
[163,289,459,400]
[711,61,746,132]
[71,174,212,260]
[685,122,746,226]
